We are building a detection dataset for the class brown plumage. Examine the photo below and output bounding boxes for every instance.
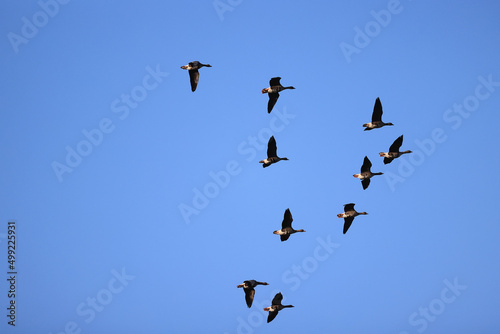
[237,280,269,308]
[180,61,212,92]
[337,203,368,234]
[353,156,383,190]
[379,135,412,164]
[363,97,394,130]
[273,208,305,241]
[263,292,294,323]
[259,136,289,168]
[262,77,295,113]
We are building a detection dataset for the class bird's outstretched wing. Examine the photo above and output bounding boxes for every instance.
[267,136,278,158]
[361,178,370,190]
[271,292,283,305]
[360,156,371,173]
[269,77,282,87]
[344,203,355,212]
[372,97,383,122]
[282,208,293,229]
[267,309,279,323]
[243,288,255,308]
[188,69,199,92]
[389,135,404,153]
[343,217,354,234]
[268,93,279,113]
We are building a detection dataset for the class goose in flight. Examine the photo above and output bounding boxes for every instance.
[379,135,412,164]
[363,97,394,130]
[180,61,212,92]
[259,136,289,168]
[353,156,383,190]
[262,77,295,113]
[237,280,269,308]
[337,203,368,234]
[263,292,294,323]
[273,208,305,242]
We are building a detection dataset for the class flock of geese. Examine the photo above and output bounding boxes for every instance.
[181,60,413,323]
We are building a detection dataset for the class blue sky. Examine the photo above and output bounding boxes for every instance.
[1,1,500,333]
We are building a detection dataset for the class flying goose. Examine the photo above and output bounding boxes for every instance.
[259,136,289,168]
[337,203,368,234]
[237,280,269,308]
[262,77,295,113]
[353,156,383,190]
[180,61,212,92]
[363,97,394,130]
[379,135,412,164]
[263,292,294,323]
[273,208,305,241]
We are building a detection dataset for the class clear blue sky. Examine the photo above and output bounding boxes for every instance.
[1,1,500,333]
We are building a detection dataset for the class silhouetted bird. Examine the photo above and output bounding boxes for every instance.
[259,136,289,168]
[180,61,212,92]
[363,97,394,130]
[263,292,294,323]
[353,156,383,190]
[262,77,295,113]
[273,208,305,241]
[237,280,269,308]
[379,135,412,164]
[337,203,368,234]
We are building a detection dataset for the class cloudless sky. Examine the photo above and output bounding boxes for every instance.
[1,1,500,333]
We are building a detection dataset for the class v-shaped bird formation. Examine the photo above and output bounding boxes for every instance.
[181,61,413,323]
